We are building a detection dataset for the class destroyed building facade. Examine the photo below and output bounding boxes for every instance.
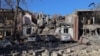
[76,10,100,38]
[0,9,14,38]
[0,8,100,46]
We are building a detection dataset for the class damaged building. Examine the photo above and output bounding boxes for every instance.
[0,8,77,44]
[0,9,14,39]
[76,10,100,38]
[0,8,100,47]
[1,8,100,56]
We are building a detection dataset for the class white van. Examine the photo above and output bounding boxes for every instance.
[55,26,73,41]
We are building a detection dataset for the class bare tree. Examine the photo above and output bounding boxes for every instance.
[0,0,16,9]
[96,3,100,10]
[5,0,15,9]
[0,0,29,9]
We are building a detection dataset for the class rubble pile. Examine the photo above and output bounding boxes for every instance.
[65,45,100,56]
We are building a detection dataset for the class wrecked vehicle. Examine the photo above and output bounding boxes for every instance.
[25,35,41,43]
[0,39,12,48]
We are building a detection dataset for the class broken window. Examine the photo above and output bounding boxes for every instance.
[24,16,31,25]
[26,27,31,34]
[0,17,3,23]
[64,28,68,33]
[0,31,3,38]
[6,31,11,36]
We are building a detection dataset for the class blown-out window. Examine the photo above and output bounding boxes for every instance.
[26,27,31,34]
[0,31,3,38]
[24,16,31,25]
[0,17,3,23]
[64,28,68,33]
[5,31,11,36]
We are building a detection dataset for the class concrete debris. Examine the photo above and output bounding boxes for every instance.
[51,51,58,56]
[58,50,64,55]
[42,50,49,56]
[22,51,27,56]
[65,48,72,53]
[78,37,90,45]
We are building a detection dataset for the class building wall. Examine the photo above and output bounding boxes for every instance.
[73,13,79,41]
[65,13,79,41]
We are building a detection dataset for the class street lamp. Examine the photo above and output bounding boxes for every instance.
[88,2,95,24]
